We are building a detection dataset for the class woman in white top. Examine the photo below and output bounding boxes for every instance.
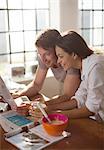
[48,31,104,121]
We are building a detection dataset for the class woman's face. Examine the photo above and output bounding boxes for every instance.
[37,47,57,68]
[55,46,75,71]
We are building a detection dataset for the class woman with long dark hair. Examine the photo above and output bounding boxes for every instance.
[52,31,104,121]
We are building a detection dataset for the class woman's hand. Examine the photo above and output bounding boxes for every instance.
[45,95,71,106]
[29,102,46,122]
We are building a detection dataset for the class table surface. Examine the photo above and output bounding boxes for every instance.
[0,117,104,150]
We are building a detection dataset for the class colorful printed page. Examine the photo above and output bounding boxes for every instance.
[5,125,65,150]
[0,110,33,132]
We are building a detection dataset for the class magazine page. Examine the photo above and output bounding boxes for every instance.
[30,125,64,143]
[5,124,65,150]
[6,132,50,150]
[0,110,34,132]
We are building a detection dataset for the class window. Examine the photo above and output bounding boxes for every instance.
[0,0,50,76]
[79,0,104,51]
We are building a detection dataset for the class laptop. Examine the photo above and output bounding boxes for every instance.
[0,76,30,110]
[0,76,17,110]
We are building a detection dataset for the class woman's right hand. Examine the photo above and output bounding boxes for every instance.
[29,101,46,122]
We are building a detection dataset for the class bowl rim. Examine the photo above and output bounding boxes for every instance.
[42,113,68,125]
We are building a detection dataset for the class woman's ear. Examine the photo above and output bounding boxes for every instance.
[71,52,77,60]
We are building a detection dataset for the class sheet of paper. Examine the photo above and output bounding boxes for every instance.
[6,132,48,150]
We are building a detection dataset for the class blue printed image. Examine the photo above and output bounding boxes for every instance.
[6,115,32,126]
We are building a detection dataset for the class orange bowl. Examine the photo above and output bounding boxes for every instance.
[42,113,68,136]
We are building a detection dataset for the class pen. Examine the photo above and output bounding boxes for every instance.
[36,102,51,123]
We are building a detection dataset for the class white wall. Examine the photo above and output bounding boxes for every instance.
[50,0,79,32]
[59,0,79,32]
[50,0,60,30]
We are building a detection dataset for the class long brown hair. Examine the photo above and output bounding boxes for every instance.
[56,31,93,59]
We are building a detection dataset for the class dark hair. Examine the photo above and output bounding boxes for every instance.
[35,29,60,50]
[56,31,93,59]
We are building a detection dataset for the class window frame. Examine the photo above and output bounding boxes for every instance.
[0,0,50,75]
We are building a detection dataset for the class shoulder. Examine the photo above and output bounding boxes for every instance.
[86,63,104,93]
[84,54,104,66]
[89,63,104,79]
[82,54,104,79]
[83,59,104,88]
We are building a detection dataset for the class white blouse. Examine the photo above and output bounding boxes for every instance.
[73,54,104,121]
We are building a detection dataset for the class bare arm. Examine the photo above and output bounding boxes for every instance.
[35,99,94,121]
[13,66,48,98]
[60,106,94,119]
[47,99,94,119]
[46,98,77,112]
[63,74,80,96]
[46,74,80,106]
